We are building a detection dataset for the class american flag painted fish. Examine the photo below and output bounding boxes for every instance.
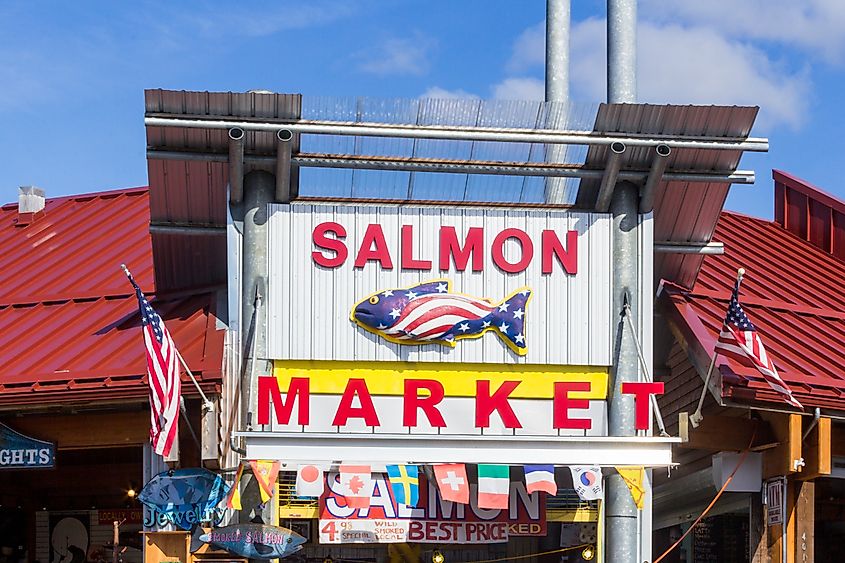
[351,279,532,355]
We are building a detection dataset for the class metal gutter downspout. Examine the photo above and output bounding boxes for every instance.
[228,127,245,203]
[639,144,671,213]
[275,129,294,201]
[594,141,626,212]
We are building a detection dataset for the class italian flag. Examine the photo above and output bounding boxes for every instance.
[477,464,509,509]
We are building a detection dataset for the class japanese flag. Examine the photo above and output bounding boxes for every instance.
[338,464,372,509]
[296,463,329,497]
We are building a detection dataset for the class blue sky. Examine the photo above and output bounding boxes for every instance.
[2,0,844,217]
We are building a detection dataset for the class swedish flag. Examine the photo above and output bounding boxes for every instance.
[386,464,419,507]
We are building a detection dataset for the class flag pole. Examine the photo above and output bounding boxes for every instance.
[120,264,214,412]
[690,267,744,428]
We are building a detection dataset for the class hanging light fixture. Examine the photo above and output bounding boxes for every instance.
[432,549,445,563]
[581,545,595,560]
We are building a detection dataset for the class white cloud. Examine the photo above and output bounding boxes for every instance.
[508,22,545,72]
[357,34,435,76]
[642,0,845,63]
[421,86,479,99]
[492,77,544,101]
[570,18,810,129]
[498,16,810,129]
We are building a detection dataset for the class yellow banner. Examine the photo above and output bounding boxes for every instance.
[273,360,607,400]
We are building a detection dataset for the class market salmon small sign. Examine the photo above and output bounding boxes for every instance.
[0,422,55,469]
[319,472,545,544]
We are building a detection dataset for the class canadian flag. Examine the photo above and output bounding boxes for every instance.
[338,465,372,509]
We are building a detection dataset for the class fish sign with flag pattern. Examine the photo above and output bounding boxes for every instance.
[352,279,531,355]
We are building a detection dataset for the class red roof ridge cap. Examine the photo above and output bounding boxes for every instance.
[1,186,149,210]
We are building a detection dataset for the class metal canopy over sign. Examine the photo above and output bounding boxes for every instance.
[0,422,55,469]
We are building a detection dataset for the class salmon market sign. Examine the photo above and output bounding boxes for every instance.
[235,203,676,467]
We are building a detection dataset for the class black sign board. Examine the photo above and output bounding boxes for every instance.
[0,422,55,469]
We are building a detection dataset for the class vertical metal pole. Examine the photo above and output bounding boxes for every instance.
[544,0,570,203]
[241,170,274,430]
[608,0,637,103]
[546,0,570,104]
[607,181,641,563]
[240,170,274,528]
[607,0,640,559]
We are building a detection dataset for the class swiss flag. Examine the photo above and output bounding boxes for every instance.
[338,465,372,509]
[433,463,469,504]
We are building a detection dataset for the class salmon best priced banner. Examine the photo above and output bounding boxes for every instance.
[319,472,545,544]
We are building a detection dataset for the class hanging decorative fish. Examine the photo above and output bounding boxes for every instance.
[138,468,230,530]
[351,279,532,355]
[199,524,307,560]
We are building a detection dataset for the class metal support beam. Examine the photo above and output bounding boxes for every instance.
[149,223,226,235]
[653,241,724,254]
[606,181,640,563]
[144,116,770,152]
[146,149,756,185]
[234,432,679,466]
[594,142,626,212]
[275,129,294,202]
[228,127,245,203]
[639,144,671,213]
[240,171,274,431]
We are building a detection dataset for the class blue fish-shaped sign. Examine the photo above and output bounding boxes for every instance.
[351,279,532,355]
[138,468,230,530]
[200,524,306,560]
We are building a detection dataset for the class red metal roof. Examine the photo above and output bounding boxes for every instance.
[0,189,224,406]
[661,195,845,412]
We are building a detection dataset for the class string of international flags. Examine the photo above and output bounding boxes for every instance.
[225,462,647,511]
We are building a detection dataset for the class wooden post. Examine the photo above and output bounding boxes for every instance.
[201,396,219,468]
[794,480,814,563]
[113,520,120,563]
[750,493,768,563]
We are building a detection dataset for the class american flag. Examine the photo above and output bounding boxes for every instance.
[126,270,181,456]
[714,279,802,409]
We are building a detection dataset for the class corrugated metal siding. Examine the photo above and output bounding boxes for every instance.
[578,103,759,288]
[0,188,224,406]
[0,292,223,406]
[661,205,845,411]
[267,203,615,366]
